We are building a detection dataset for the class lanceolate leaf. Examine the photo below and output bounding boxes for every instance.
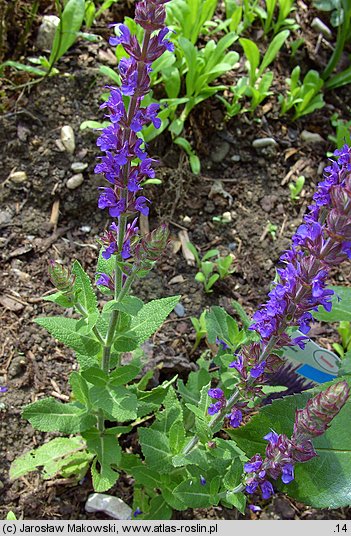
[23,398,96,433]
[35,317,101,356]
[72,260,98,315]
[10,437,88,479]
[83,430,121,492]
[228,378,351,508]
[129,296,180,344]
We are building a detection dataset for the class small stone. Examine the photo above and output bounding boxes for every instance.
[228,242,237,251]
[211,140,230,163]
[231,154,241,162]
[222,211,232,223]
[80,225,91,233]
[182,216,191,224]
[85,493,132,520]
[8,356,26,379]
[174,303,185,317]
[300,130,324,145]
[66,173,84,190]
[36,15,60,51]
[71,162,88,172]
[311,17,332,39]
[252,138,278,149]
[97,49,118,66]
[0,210,13,227]
[9,171,27,184]
[169,275,185,285]
[55,139,65,152]
[60,125,75,154]
[0,296,24,312]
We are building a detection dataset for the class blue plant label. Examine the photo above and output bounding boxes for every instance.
[283,330,340,384]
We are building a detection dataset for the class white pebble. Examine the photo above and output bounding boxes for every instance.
[9,171,27,184]
[66,173,84,190]
[60,125,75,154]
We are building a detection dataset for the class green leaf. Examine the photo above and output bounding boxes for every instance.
[139,428,172,471]
[153,387,183,434]
[0,60,47,76]
[72,260,98,315]
[225,491,246,513]
[81,366,109,387]
[90,385,137,421]
[313,286,351,322]
[206,306,233,345]
[10,437,87,479]
[43,291,75,308]
[35,317,101,356]
[49,0,85,65]
[104,296,144,317]
[229,379,351,508]
[258,30,290,76]
[23,398,96,433]
[109,365,140,386]
[69,371,91,406]
[128,296,180,344]
[239,38,260,85]
[83,430,121,492]
[144,496,172,520]
[173,479,214,508]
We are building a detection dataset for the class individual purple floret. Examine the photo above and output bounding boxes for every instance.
[208,388,226,415]
[244,381,350,501]
[0,386,8,393]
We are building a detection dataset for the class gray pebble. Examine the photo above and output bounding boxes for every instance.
[71,162,88,172]
[252,137,278,149]
[60,125,75,154]
[311,17,332,39]
[36,15,60,51]
[174,303,185,317]
[211,141,230,163]
[300,130,324,145]
[66,173,84,190]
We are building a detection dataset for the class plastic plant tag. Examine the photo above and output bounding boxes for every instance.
[283,330,340,384]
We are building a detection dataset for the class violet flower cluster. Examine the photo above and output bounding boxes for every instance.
[95,0,173,280]
[208,145,351,427]
[244,381,350,500]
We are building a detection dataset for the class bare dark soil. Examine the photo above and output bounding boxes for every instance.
[0,0,350,521]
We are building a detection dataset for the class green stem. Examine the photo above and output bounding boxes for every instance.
[323,0,351,80]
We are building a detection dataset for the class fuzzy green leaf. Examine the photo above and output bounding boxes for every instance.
[129,296,180,344]
[23,398,96,433]
[35,317,100,356]
[69,371,91,406]
[10,437,88,480]
[84,430,121,492]
[228,379,351,508]
[90,385,137,421]
[139,428,172,471]
[72,260,98,315]
[313,286,351,322]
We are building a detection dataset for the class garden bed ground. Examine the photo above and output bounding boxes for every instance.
[0,0,351,521]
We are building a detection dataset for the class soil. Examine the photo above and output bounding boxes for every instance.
[0,0,350,522]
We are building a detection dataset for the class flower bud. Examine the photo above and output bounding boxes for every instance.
[293,381,350,443]
[48,261,75,294]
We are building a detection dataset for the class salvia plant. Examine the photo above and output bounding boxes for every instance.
[10,0,351,520]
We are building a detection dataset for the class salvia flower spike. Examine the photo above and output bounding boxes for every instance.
[207,145,351,426]
[95,0,173,282]
[244,381,350,501]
